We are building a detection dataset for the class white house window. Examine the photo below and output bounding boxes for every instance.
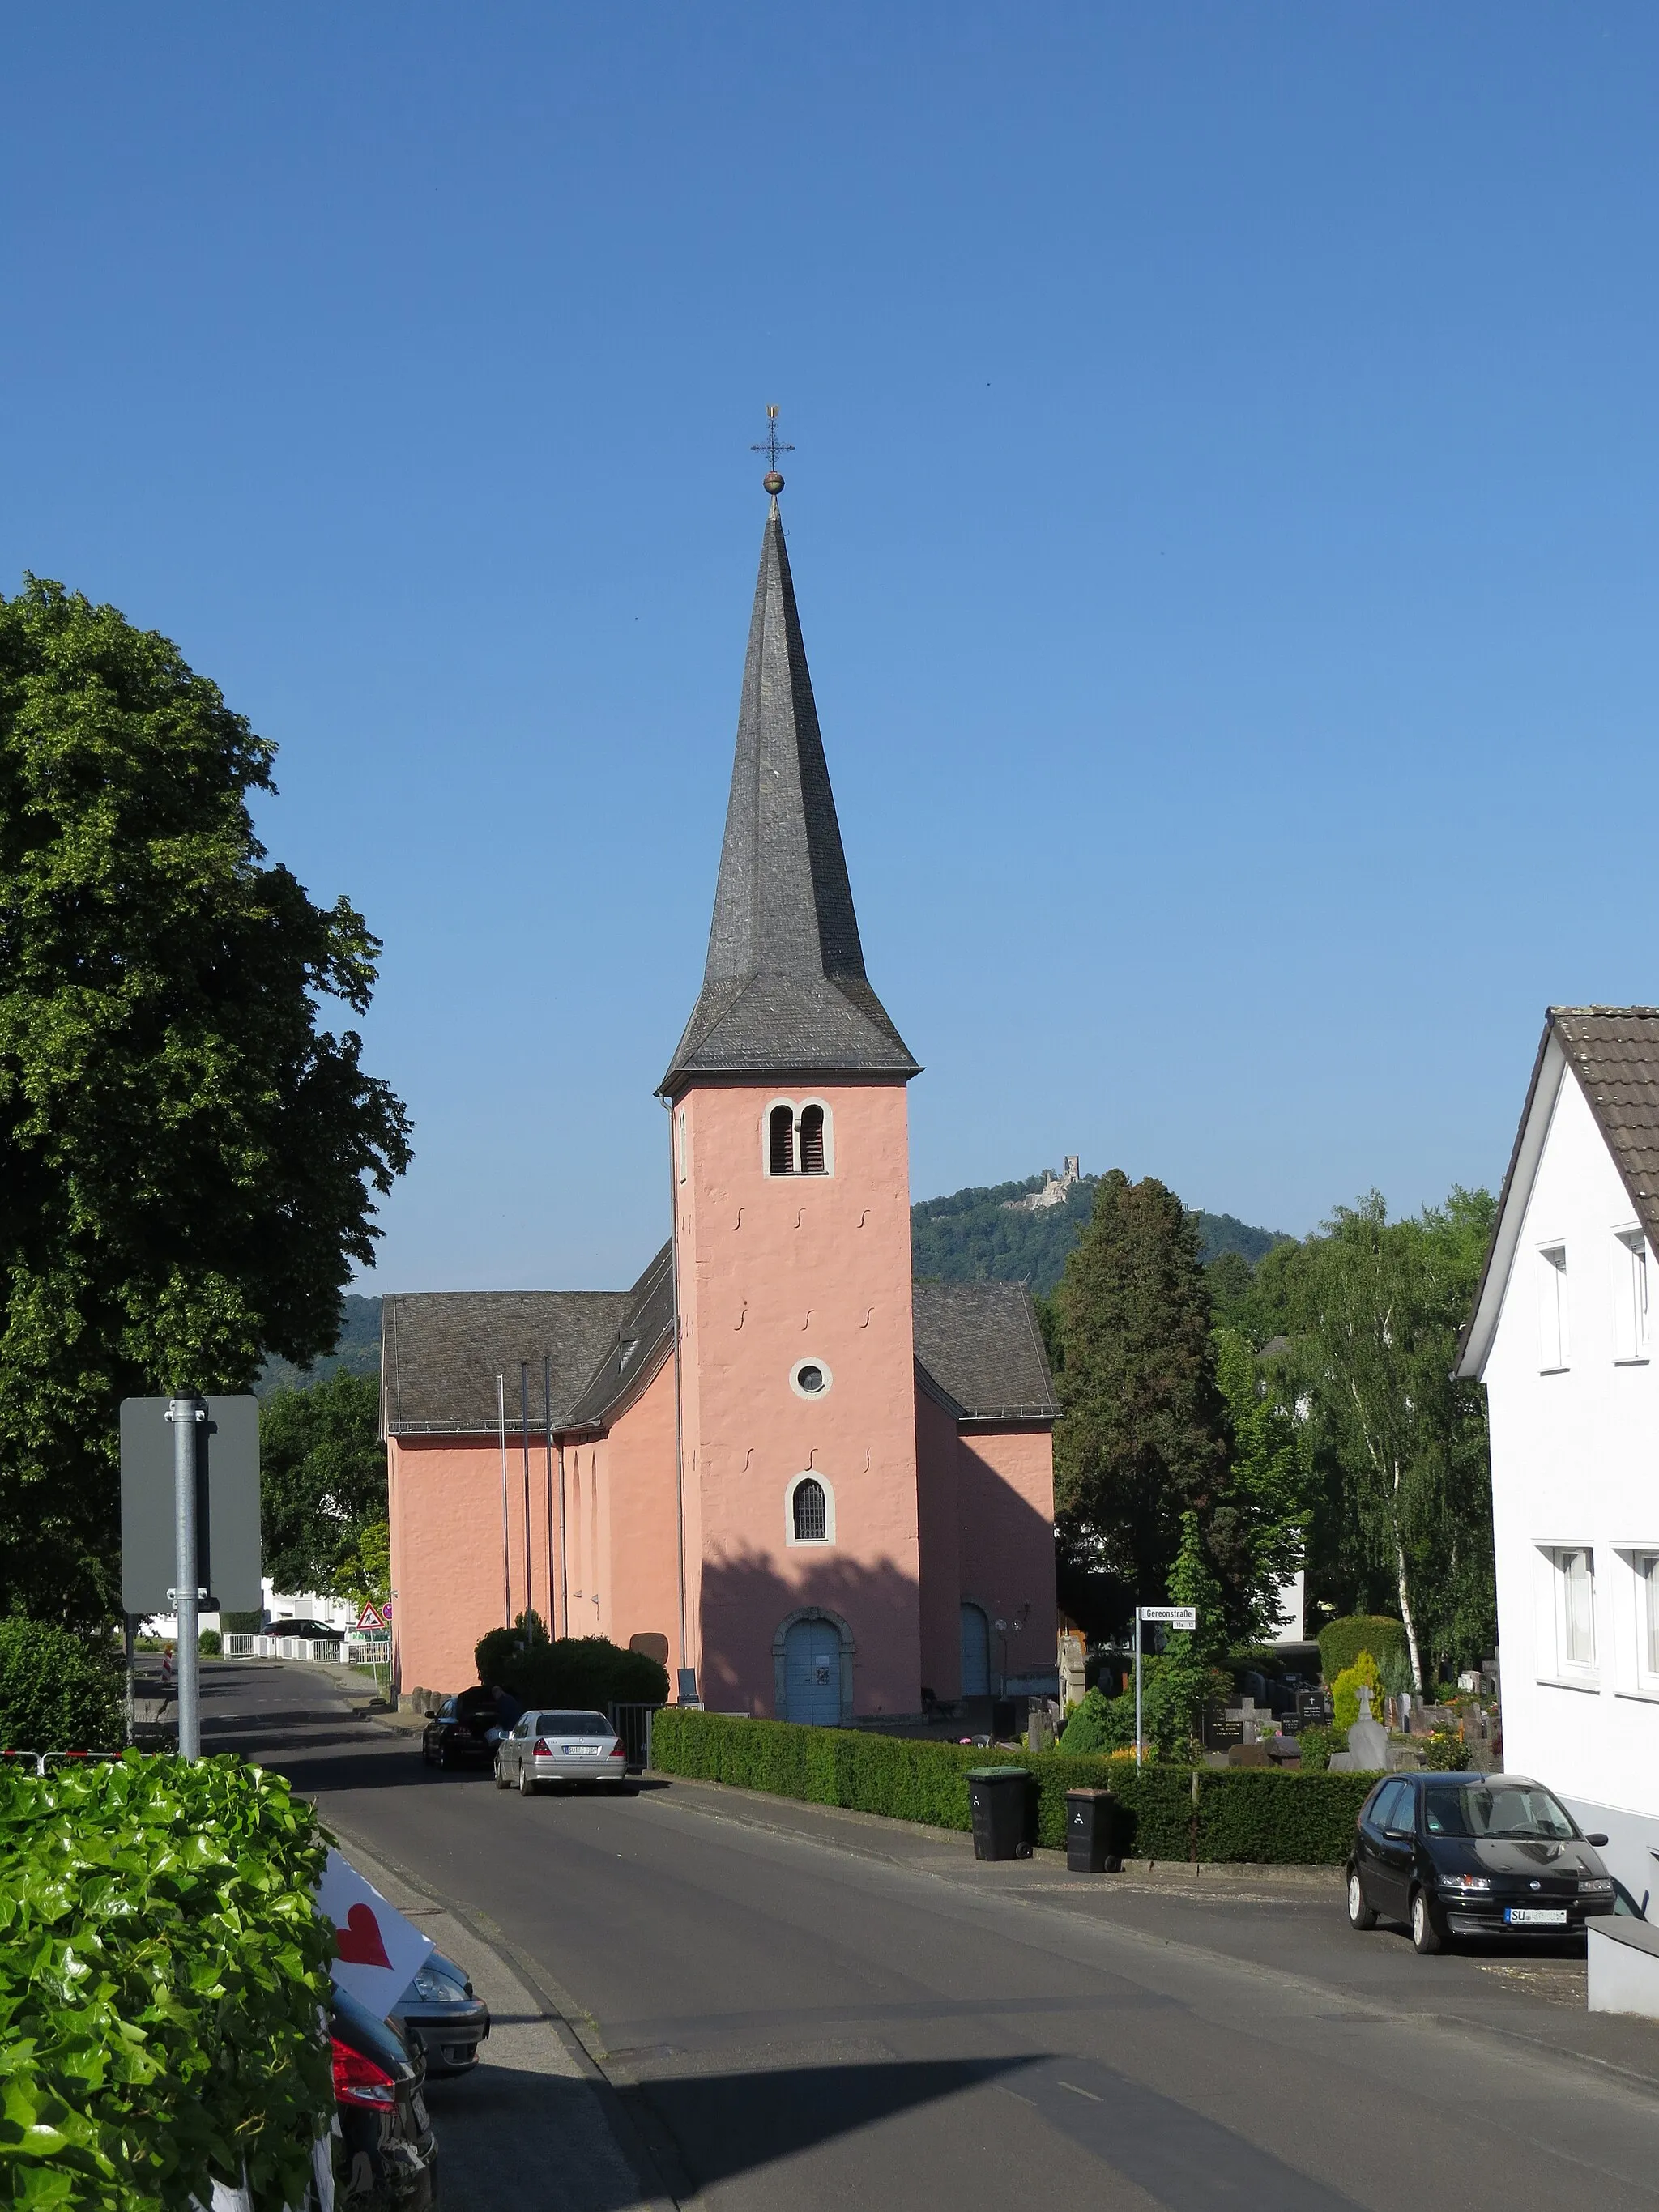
[784,1471,835,1546]
[1642,1555,1659,1681]
[1537,1244,1568,1371]
[1614,1229,1649,1364]
[1549,1545,1597,1671]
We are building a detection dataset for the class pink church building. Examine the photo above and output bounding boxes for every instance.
[383,490,1058,1723]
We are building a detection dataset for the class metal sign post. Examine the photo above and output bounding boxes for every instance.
[168,1397,206,1758]
[122,1394,262,1759]
[1134,1603,1198,1767]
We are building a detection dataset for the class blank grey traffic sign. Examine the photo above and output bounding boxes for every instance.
[119,1396,262,1614]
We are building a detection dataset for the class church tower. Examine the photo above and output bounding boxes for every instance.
[660,479,923,1721]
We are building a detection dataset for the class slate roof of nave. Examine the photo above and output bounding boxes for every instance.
[382,1266,1054,1436]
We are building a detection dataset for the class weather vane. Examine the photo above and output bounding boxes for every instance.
[751,403,793,497]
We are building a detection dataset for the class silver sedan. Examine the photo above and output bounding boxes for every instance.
[493,1708,631,1796]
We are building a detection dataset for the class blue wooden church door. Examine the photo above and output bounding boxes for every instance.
[784,1617,841,1724]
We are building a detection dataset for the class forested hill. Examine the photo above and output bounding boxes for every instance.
[911,1174,1289,1294]
[258,1177,1289,1389]
[256,1293,384,1397]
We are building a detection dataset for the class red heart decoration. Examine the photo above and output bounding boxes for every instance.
[335,1901,392,1971]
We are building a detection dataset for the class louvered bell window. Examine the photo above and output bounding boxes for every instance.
[769,1103,795,1175]
[798,1104,825,1175]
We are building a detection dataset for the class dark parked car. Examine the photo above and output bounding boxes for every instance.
[1346,1771,1616,1954]
[390,1948,491,2076]
[328,1981,437,2210]
[421,1686,501,1769]
[268,1617,344,1644]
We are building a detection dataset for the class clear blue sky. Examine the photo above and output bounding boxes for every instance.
[5,7,1656,1291]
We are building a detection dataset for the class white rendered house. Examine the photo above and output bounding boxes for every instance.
[1459,1007,1659,1912]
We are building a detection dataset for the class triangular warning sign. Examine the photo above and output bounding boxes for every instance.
[356,1601,384,1632]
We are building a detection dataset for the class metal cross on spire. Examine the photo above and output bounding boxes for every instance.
[751,403,793,500]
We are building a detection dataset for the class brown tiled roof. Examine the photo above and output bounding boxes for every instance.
[911,1280,1057,1422]
[1551,1008,1659,1245]
[1458,1007,1659,1378]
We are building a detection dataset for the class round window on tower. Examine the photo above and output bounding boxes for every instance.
[790,1358,833,1400]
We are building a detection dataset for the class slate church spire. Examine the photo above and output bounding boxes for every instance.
[660,488,919,1093]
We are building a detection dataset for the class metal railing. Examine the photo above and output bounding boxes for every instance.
[2,1750,125,1777]
[608,1702,664,1770]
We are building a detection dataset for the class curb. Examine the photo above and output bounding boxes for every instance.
[323,1813,682,2211]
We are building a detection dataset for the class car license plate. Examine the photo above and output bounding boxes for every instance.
[1504,1907,1567,1926]
[565,1745,603,1757]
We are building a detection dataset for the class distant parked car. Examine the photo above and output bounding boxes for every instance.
[421,1688,500,1770]
[390,1949,490,2078]
[1346,1771,1617,1954]
[269,1618,344,1644]
[493,1708,630,1795]
[328,1980,437,2209]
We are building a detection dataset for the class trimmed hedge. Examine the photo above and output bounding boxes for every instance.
[650,1710,1377,1864]
[1316,1614,1410,1682]
[0,1753,335,2211]
[0,1618,125,1751]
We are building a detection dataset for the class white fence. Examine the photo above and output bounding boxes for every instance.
[224,1633,388,1667]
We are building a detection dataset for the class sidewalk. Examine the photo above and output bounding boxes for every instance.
[335,1831,675,2212]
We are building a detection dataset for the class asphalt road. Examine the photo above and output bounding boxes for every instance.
[200,1660,1659,2212]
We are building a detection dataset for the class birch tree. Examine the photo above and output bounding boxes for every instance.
[1269,1190,1495,1687]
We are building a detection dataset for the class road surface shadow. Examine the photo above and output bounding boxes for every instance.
[622,2055,1041,2196]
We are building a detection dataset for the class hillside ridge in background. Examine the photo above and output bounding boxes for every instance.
[258,1173,1289,1390]
[911,1171,1290,1294]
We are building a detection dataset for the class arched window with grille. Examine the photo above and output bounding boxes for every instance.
[768,1102,796,1176]
[798,1102,826,1175]
[792,1477,828,1542]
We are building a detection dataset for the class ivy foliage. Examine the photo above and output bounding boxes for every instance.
[0,578,412,1621]
[0,1754,335,2211]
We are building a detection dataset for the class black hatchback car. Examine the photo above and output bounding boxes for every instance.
[421,1686,501,1769]
[328,1981,438,2210]
[1346,1771,1617,1954]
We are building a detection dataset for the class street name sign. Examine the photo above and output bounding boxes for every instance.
[119,1395,262,1614]
[1138,1605,1197,1630]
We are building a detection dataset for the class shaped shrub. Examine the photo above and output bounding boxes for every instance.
[0,1618,125,1752]
[1330,1653,1385,1734]
[1316,1614,1410,1684]
[0,1754,335,2211]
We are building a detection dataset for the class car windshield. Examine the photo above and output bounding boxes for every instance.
[542,1711,611,1737]
[1423,1783,1577,1841]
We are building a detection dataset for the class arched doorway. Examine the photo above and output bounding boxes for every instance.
[783,1616,843,1724]
[960,1603,991,1699]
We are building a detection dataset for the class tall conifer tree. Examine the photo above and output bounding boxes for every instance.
[1052,1170,1230,1610]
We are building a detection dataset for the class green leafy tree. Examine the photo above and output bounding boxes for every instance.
[1263,1189,1496,1687]
[1052,1170,1230,1613]
[0,580,412,1620]
[260,1371,387,1597]
[1210,1326,1309,1643]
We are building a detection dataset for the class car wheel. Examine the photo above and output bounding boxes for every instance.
[1410,1888,1444,1954]
[519,1764,538,1797]
[1347,1869,1378,1931]
[494,1757,510,1790]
